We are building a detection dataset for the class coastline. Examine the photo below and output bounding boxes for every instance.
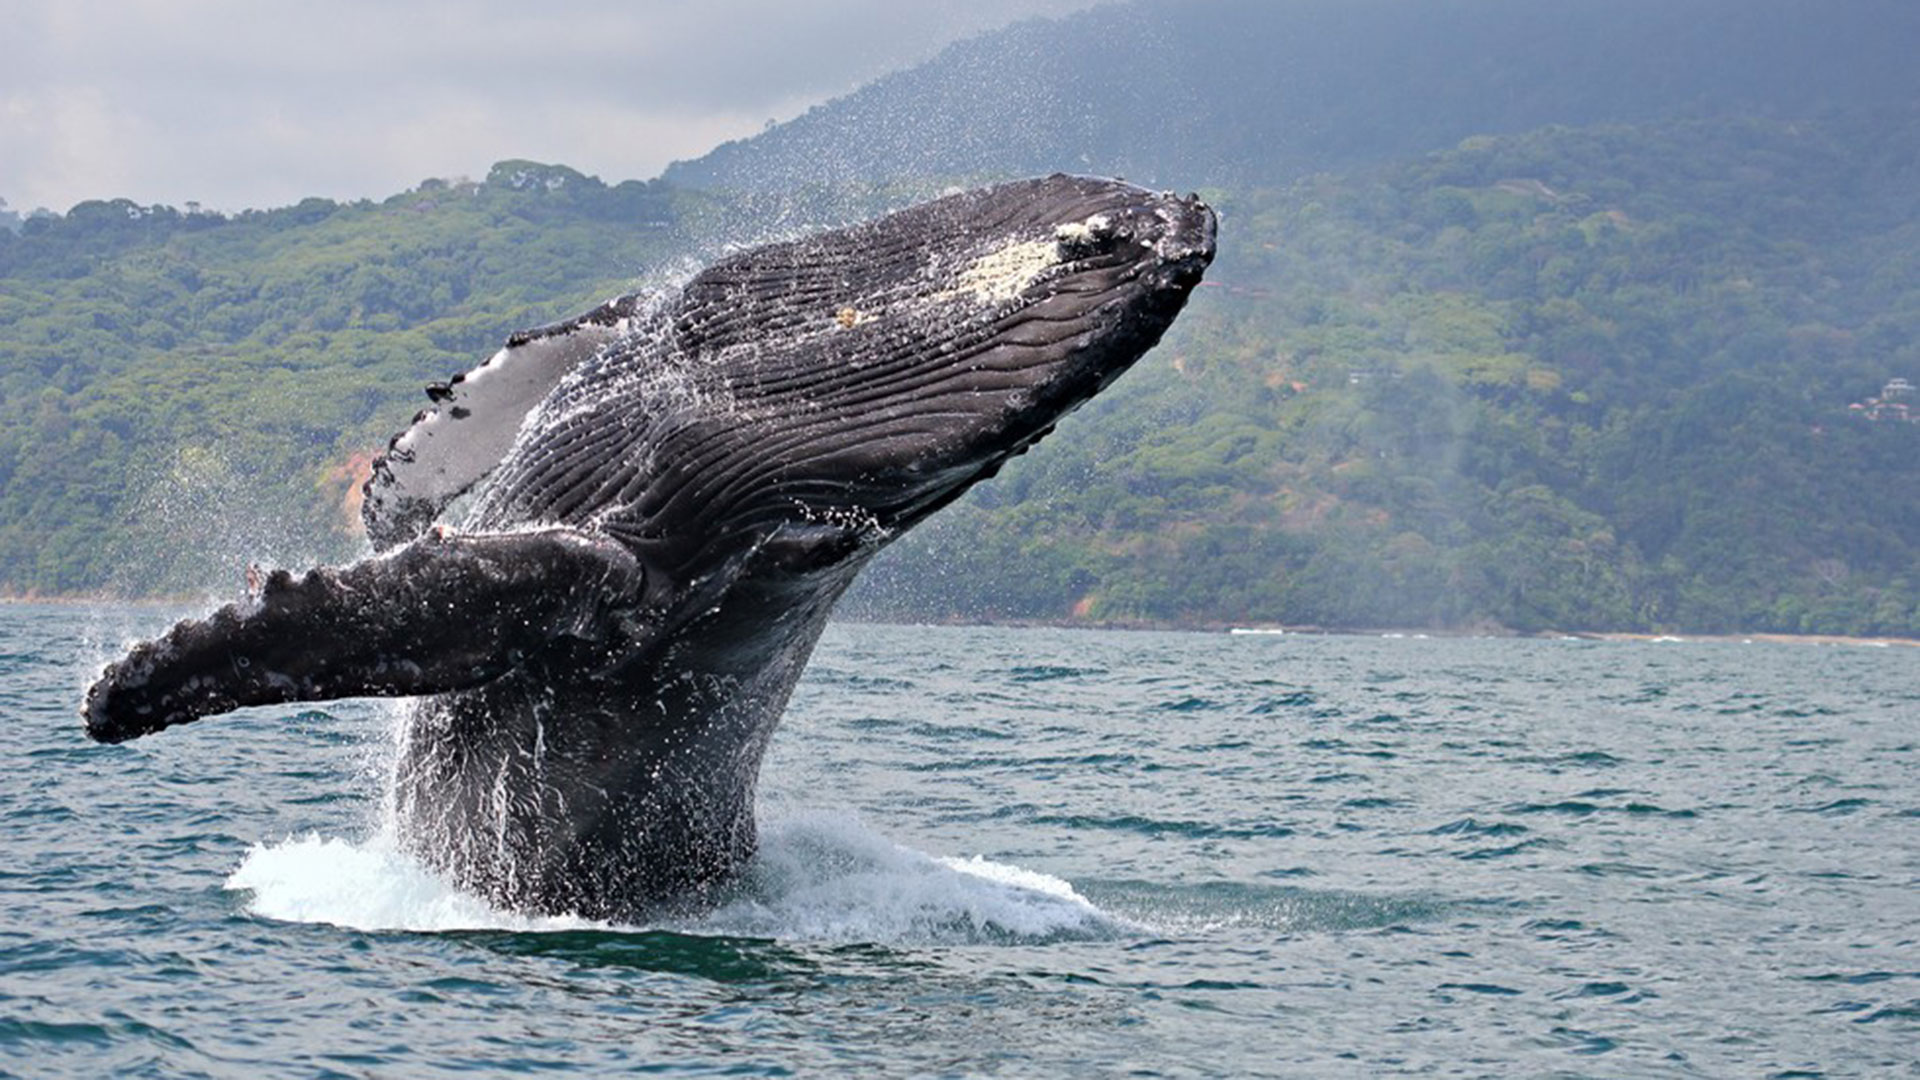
[844,613,1920,648]
[10,594,1917,648]
[1577,630,1920,649]
[1,593,202,608]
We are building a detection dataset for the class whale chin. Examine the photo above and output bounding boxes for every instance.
[83,175,1217,918]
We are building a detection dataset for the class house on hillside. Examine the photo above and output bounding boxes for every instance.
[1849,377,1915,423]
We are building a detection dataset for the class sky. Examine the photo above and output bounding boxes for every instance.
[0,0,1102,215]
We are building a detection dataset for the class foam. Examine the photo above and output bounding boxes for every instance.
[225,833,595,933]
[690,811,1121,943]
[225,811,1123,945]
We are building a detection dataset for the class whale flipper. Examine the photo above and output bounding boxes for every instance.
[361,294,653,550]
[84,528,645,744]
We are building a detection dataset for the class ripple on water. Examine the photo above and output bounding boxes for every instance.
[5,613,1917,1077]
[1428,818,1529,837]
[1004,664,1107,683]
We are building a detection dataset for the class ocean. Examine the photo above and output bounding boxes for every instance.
[3,604,1916,1077]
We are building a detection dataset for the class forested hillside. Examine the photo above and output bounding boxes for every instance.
[843,113,1920,636]
[0,163,708,593]
[2,0,1916,636]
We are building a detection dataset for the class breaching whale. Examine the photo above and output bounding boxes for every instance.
[84,175,1217,918]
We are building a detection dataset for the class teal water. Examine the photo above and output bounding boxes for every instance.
[3,605,1917,1077]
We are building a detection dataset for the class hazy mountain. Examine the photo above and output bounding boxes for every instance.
[665,0,1920,193]
[2,2,1915,636]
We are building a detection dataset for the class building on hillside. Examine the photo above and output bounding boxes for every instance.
[1849,377,1915,422]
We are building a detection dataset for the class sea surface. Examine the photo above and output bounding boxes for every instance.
[2,604,1916,1078]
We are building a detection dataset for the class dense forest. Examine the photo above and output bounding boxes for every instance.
[0,163,712,593]
[2,1,1916,636]
[844,112,1920,636]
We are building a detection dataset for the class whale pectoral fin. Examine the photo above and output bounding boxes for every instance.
[361,292,652,550]
[83,528,645,744]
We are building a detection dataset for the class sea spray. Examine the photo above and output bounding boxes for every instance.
[225,809,1124,944]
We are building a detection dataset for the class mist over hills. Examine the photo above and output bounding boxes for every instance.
[2,0,1916,635]
[665,0,1920,193]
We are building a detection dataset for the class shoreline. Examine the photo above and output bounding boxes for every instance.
[9,595,1915,648]
[837,615,1920,648]
[1577,630,1920,648]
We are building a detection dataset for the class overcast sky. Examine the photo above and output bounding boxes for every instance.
[0,0,1102,214]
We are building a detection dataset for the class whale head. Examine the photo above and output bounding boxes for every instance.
[800,175,1218,535]
[534,174,1218,578]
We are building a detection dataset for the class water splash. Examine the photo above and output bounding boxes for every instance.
[106,442,355,600]
[224,810,1122,945]
[692,810,1123,943]
[226,833,593,933]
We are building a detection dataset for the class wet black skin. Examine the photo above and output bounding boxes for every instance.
[84,175,1217,919]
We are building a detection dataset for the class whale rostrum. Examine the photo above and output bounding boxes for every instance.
[83,175,1218,918]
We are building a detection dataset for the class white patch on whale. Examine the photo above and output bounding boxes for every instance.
[948,237,1060,304]
[389,327,619,493]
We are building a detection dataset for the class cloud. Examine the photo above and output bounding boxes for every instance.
[0,0,1101,213]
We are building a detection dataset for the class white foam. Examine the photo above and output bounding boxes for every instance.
[691,811,1119,943]
[225,833,594,933]
[224,812,1122,944]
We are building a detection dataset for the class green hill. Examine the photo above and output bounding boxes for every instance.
[0,163,709,594]
[841,112,1920,636]
[1,1,1916,636]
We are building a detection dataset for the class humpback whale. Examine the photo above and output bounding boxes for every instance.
[83,175,1217,919]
